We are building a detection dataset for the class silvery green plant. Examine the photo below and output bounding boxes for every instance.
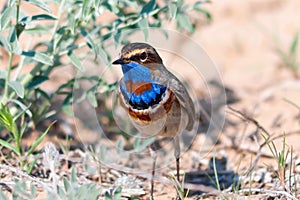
[42,142,60,193]
[0,168,101,200]
[12,179,38,200]
[105,187,122,200]
[55,167,101,200]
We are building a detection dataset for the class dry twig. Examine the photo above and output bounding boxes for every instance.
[236,188,298,200]
[227,106,270,136]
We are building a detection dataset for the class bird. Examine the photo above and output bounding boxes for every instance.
[112,42,195,199]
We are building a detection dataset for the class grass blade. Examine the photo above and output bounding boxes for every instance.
[290,32,299,55]
[25,121,56,158]
[0,138,20,156]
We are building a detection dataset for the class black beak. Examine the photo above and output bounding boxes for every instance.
[112,57,126,65]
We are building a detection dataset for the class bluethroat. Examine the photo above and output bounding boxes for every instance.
[112,43,195,199]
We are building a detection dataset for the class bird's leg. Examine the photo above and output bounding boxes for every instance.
[174,135,182,200]
[174,135,180,182]
[149,142,158,200]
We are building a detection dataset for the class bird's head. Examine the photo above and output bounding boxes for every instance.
[112,43,163,73]
[112,43,167,106]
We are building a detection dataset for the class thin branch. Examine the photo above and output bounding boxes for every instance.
[226,106,270,176]
[271,130,300,141]
[227,106,270,136]
[0,164,54,194]
[236,188,298,200]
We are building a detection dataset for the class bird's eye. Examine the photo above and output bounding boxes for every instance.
[139,52,148,62]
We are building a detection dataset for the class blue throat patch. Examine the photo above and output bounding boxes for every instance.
[120,62,167,109]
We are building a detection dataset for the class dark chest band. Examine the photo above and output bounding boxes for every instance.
[121,83,167,110]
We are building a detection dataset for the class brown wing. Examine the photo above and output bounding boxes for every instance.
[155,67,196,131]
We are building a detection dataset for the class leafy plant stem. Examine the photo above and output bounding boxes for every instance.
[13,37,33,81]
[20,65,41,87]
[58,42,86,56]
[2,52,14,104]
[16,0,21,23]
[51,0,66,41]
[2,0,22,103]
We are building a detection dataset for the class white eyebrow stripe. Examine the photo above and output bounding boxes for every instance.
[123,49,144,58]
[123,48,155,59]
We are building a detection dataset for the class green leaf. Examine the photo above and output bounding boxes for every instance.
[8,81,24,98]
[8,27,22,53]
[177,0,184,7]
[68,51,84,71]
[176,13,194,33]
[26,0,52,13]
[168,2,177,19]
[71,167,77,184]
[133,136,155,151]
[20,14,57,23]
[193,1,206,8]
[141,137,156,148]
[141,0,156,15]
[105,191,112,200]
[30,182,37,197]
[62,104,73,116]
[25,121,55,158]
[76,184,100,199]
[57,182,66,198]
[0,189,8,200]
[122,0,138,10]
[116,139,124,154]
[63,177,71,192]
[16,23,26,38]
[133,137,141,150]
[26,75,49,89]
[9,27,17,43]
[22,51,53,65]
[0,70,7,79]
[99,145,107,161]
[0,6,14,31]
[113,29,122,49]
[81,0,90,19]
[35,88,51,102]
[290,32,299,55]
[8,99,32,118]
[82,32,108,65]
[24,26,49,34]
[97,82,117,94]
[0,35,9,51]
[194,7,212,21]
[87,91,97,107]
[113,187,122,200]
[98,45,109,65]
[138,17,149,41]
[0,105,19,140]
[0,138,20,156]
[26,156,38,174]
